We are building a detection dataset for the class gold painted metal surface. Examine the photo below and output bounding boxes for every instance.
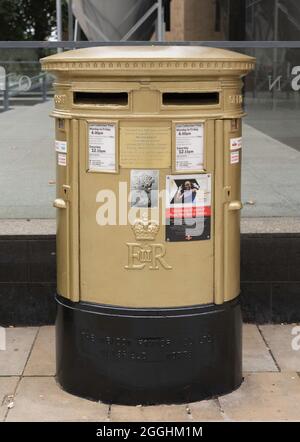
[120,121,171,169]
[78,119,214,307]
[228,201,243,211]
[42,46,254,308]
[223,119,242,302]
[41,46,255,77]
[214,120,225,305]
[54,119,69,299]
[53,198,67,209]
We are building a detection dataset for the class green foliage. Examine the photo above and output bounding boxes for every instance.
[0,0,24,40]
[0,0,68,41]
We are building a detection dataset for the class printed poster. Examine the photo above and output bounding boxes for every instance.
[55,140,67,153]
[88,123,116,172]
[166,174,211,242]
[57,153,67,166]
[130,170,159,208]
[230,150,240,164]
[230,136,242,151]
[175,123,204,171]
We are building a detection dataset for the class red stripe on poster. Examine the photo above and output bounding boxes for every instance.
[166,206,211,218]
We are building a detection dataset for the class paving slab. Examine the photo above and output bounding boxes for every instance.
[187,400,224,421]
[0,377,19,422]
[0,327,38,375]
[24,326,55,376]
[110,404,190,422]
[0,102,55,218]
[219,372,300,421]
[241,217,300,234]
[242,123,300,217]
[0,219,56,235]
[6,376,109,422]
[243,324,278,372]
[259,324,300,372]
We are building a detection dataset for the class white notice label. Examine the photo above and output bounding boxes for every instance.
[230,150,240,164]
[230,137,242,151]
[175,123,204,171]
[58,153,67,166]
[89,124,116,172]
[55,140,67,153]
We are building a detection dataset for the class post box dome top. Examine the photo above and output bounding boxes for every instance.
[41,45,255,77]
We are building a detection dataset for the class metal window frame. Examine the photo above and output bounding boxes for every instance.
[0,41,299,49]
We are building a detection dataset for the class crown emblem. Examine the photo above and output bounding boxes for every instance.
[132,214,159,241]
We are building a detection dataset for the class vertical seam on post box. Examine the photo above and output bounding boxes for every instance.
[70,119,80,302]
[214,119,225,304]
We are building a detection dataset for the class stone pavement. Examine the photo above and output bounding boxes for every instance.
[0,324,300,422]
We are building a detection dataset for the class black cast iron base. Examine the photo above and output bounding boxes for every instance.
[56,295,242,405]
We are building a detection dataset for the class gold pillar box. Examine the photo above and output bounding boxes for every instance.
[41,46,254,405]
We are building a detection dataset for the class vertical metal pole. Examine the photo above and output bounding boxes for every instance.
[252,1,256,98]
[252,1,255,39]
[68,0,73,41]
[74,19,81,41]
[74,19,78,41]
[3,75,9,112]
[161,1,165,41]
[273,0,279,109]
[42,74,47,102]
[56,0,63,53]
[156,0,164,41]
